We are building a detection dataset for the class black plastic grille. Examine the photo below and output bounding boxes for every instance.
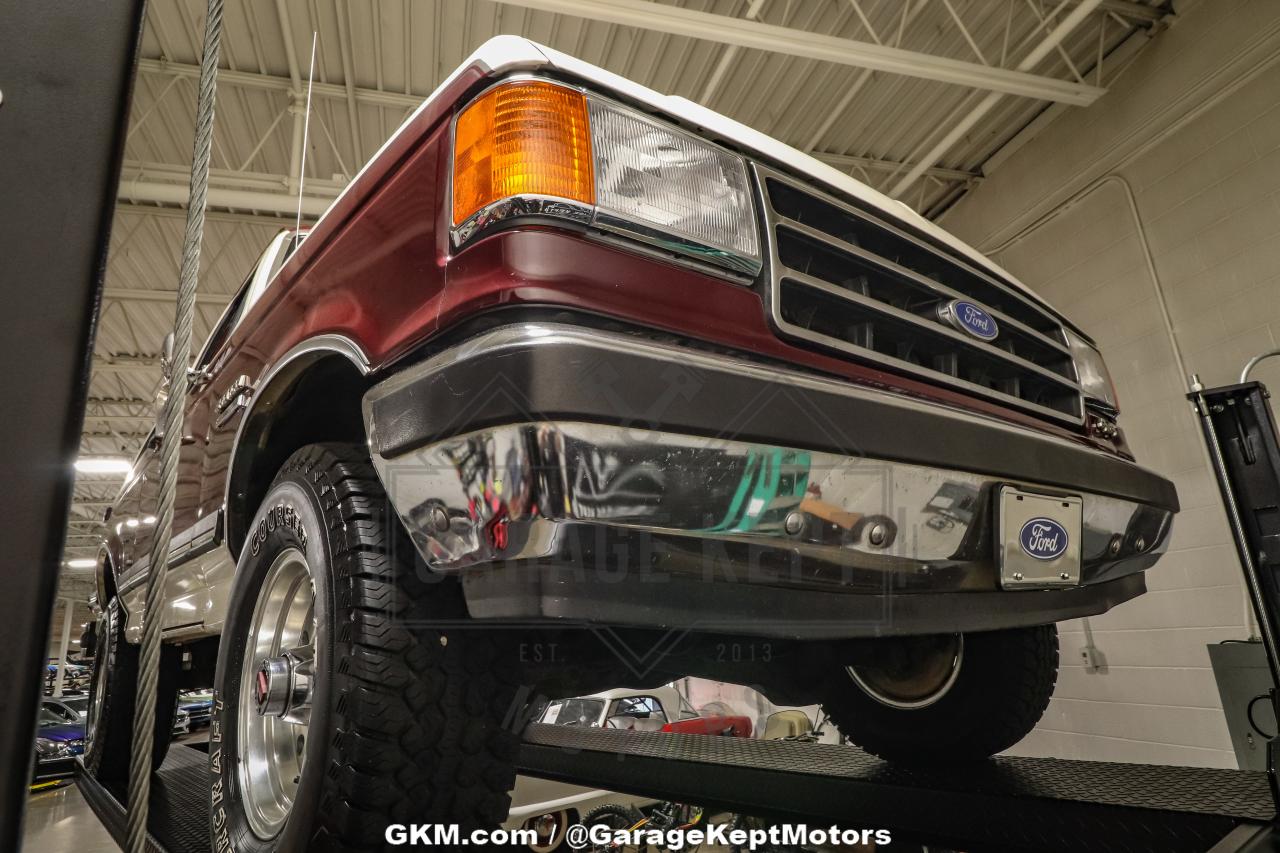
[758,168,1084,423]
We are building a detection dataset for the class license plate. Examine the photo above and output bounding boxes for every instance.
[997,486,1083,589]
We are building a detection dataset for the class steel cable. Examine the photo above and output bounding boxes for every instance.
[124,0,223,848]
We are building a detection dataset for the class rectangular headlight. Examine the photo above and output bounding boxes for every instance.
[1065,329,1119,413]
[588,98,759,269]
[451,80,760,276]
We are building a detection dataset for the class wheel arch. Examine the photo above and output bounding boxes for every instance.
[223,336,372,559]
[95,546,118,608]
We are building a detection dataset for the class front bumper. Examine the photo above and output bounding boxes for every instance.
[364,323,1177,638]
[183,709,212,728]
[32,755,77,784]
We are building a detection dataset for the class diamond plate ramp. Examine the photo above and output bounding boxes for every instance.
[76,744,210,853]
[74,726,1276,852]
[519,724,1274,852]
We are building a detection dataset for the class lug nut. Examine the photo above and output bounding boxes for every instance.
[784,511,804,536]
[1135,536,1146,552]
[867,523,888,547]
[1060,572,1070,580]
[1108,535,1122,556]
[1013,572,1024,581]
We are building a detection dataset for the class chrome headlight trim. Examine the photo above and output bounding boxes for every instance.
[452,195,594,247]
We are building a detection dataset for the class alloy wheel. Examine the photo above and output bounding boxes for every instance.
[846,634,964,710]
[237,547,316,839]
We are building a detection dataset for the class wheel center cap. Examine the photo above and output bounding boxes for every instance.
[255,656,292,717]
[253,647,314,723]
[254,668,270,708]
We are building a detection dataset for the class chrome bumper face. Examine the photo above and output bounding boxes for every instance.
[369,419,1171,594]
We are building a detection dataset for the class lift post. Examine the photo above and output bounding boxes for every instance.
[1191,377,1280,809]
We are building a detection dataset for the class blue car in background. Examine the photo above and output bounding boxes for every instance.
[44,660,90,693]
[179,691,213,729]
[33,705,84,784]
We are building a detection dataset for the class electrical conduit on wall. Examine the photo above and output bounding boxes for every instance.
[979,174,1257,642]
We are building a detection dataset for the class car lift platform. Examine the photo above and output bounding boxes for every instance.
[77,726,1277,853]
[76,744,209,853]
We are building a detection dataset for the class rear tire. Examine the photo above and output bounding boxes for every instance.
[83,597,179,788]
[821,625,1058,763]
[209,443,523,852]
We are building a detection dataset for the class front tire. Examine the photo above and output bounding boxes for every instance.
[209,443,523,852]
[821,625,1058,763]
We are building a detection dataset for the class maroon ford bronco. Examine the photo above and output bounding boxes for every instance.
[85,36,1178,851]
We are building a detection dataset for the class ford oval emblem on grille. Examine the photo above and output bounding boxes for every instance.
[1019,517,1069,561]
[939,299,999,341]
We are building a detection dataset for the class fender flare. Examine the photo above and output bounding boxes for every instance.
[221,334,370,557]
[95,545,117,609]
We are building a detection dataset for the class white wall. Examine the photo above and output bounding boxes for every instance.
[938,0,1280,767]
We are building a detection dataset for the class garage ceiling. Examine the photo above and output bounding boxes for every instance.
[65,0,1173,577]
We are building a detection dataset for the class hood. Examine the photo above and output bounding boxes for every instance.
[445,36,1069,328]
[38,723,85,742]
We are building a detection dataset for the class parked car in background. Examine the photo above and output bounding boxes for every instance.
[41,695,89,725]
[32,705,84,784]
[44,660,89,694]
[56,689,188,737]
[504,686,751,849]
[543,686,753,736]
[178,691,212,729]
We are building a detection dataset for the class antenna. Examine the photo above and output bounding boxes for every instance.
[295,31,318,236]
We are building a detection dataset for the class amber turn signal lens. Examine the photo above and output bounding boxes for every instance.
[452,81,595,227]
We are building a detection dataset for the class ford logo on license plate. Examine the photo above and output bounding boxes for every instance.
[1019,517,1069,561]
[939,299,999,341]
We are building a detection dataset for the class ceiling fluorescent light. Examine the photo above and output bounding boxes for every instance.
[74,457,131,475]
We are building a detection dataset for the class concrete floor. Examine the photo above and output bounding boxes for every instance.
[22,782,119,852]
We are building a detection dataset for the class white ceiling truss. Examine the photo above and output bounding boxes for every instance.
[63,0,1173,566]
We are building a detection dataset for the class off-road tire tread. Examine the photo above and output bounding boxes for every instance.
[822,625,1058,763]
[277,444,522,851]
